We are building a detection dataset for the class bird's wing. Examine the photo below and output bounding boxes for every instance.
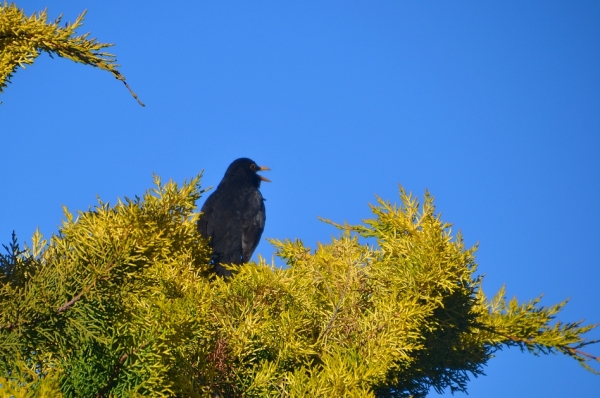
[197,193,218,239]
[241,191,266,263]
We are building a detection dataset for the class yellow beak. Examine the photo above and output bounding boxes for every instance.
[258,166,271,182]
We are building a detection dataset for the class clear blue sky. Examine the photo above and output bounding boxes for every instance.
[2,1,599,396]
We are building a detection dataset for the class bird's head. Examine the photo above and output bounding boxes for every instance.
[222,158,271,188]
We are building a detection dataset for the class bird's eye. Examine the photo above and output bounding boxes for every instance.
[250,164,256,171]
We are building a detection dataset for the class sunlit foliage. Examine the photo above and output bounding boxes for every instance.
[1,175,597,397]
[0,2,143,105]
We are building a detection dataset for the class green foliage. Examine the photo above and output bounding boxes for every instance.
[1,176,598,397]
[0,2,144,105]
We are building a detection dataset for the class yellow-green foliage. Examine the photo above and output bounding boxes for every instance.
[0,176,598,397]
[0,2,143,105]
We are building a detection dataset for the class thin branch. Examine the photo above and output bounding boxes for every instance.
[567,346,600,362]
[1,258,117,331]
[56,258,116,313]
[478,325,600,371]
[318,256,354,341]
[2,322,16,331]
[57,282,95,313]
[95,342,148,398]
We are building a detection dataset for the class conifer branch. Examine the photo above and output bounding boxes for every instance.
[2,254,119,331]
[0,3,144,105]
[56,281,95,313]
[502,332,600,368]
[95,342,149,398]
[567,347,600,363]
[478,326,600,374]
[56,257,117,313]
[318,257,354,341]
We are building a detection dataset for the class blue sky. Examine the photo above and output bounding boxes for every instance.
[2,1,599,396]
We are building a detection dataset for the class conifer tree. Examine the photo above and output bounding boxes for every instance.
[1,3,598,397]
[0,2,143,105]
[1,175,598,397]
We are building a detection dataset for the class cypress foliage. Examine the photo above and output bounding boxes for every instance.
[1,175,597,397]
[0,2,143,105]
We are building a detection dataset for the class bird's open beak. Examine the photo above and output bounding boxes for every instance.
[258,166,271,182]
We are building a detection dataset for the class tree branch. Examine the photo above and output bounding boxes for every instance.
[1,258,117,331]
[318,257,354,341]
[95,342,148,398]
[479,325,600,373]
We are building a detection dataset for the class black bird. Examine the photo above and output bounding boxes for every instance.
[198,158,270,276]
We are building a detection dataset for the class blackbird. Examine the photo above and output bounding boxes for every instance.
[198,158,270,276]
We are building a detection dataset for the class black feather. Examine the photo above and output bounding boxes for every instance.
[198,158,268,276]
